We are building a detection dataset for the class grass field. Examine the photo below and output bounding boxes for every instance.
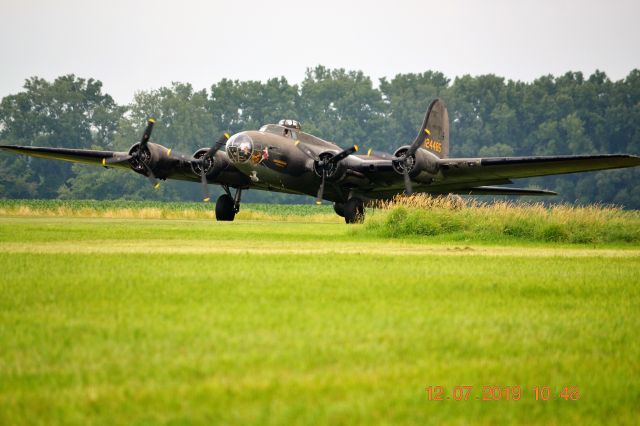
[0,201,639,425]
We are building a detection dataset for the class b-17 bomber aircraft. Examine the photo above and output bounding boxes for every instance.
[2,99,639,223]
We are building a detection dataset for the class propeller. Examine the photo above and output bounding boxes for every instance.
[393,128,430,195]
[102,118,160,188]
[102,119,219,193]
[102,119,156,166]
[295,140,358,204]
[194,133,230,202]
[133,118,160,188]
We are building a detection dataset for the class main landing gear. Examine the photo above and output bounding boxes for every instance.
[334,198,365,224]
[215,186,242,221]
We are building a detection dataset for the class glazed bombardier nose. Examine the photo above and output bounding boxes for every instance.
[226,132,253,163]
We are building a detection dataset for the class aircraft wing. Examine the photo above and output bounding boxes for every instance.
[0,144,251,189]
[352,153,639,200]
[435,154,640,184]
[0,145,131,169]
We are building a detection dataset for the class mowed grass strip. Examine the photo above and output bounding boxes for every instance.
[0,217,639,424]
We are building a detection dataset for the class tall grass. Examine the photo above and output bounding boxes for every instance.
[364,194,640,244]
[0,200,340,222]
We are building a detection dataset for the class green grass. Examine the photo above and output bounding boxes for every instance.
[0,206,639,424]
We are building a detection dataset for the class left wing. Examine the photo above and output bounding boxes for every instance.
[346,153,640,200]
[436,154,640,184]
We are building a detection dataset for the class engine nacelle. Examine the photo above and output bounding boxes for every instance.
[392,146,440,182]
[128,142,180,178]
[313,151,348,181]
[190,149,227,178]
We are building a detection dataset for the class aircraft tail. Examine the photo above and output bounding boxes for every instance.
[412,98,449,158]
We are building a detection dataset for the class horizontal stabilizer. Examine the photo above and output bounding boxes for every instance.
[451,186,557,196]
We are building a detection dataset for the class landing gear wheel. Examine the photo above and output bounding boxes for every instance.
[215,194,236,221]
[333,202,345,217]
[344,198,365,224]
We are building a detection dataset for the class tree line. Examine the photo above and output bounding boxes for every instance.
[1,66,639,206]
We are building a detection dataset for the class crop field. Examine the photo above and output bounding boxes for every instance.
[0,200,639,425]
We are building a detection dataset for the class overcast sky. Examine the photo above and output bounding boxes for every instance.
[1,0,639,104]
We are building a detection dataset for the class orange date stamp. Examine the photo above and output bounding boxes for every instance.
[425,386,580,401]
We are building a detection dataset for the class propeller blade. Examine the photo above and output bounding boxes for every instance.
[102,154,132,165]
[405,128,429,158]
[201,172,210,202]
[201,132,230,162]
[195,133,230,202]
[294,140,319,161]
[141,118,155,147]
[403,169,413,195]
[139,160,160,189]
[149,176,160,189]
[147,171,160,189]
[329,145,358,163]
[316,169,326,204]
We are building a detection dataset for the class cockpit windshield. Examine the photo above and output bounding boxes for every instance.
[259,124,296,139]
[278,119,301,130]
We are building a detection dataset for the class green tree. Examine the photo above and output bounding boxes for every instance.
[208,77,300,133]
[64,83,214,201]
[379,71,450,152]
[2,69,639,207]
[0,75,121,198]
[299,66,388,150]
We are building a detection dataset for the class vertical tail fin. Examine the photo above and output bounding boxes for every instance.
[413,99,449,158]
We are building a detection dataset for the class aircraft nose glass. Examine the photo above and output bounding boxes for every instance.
[226,133,253,163]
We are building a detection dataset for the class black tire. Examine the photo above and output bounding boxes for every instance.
[333,202,345,217]
[344,198,365,224]
[215,194,236,221]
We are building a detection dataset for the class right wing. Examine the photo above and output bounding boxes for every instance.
[0,145,131,169]
[0,144,251,188]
